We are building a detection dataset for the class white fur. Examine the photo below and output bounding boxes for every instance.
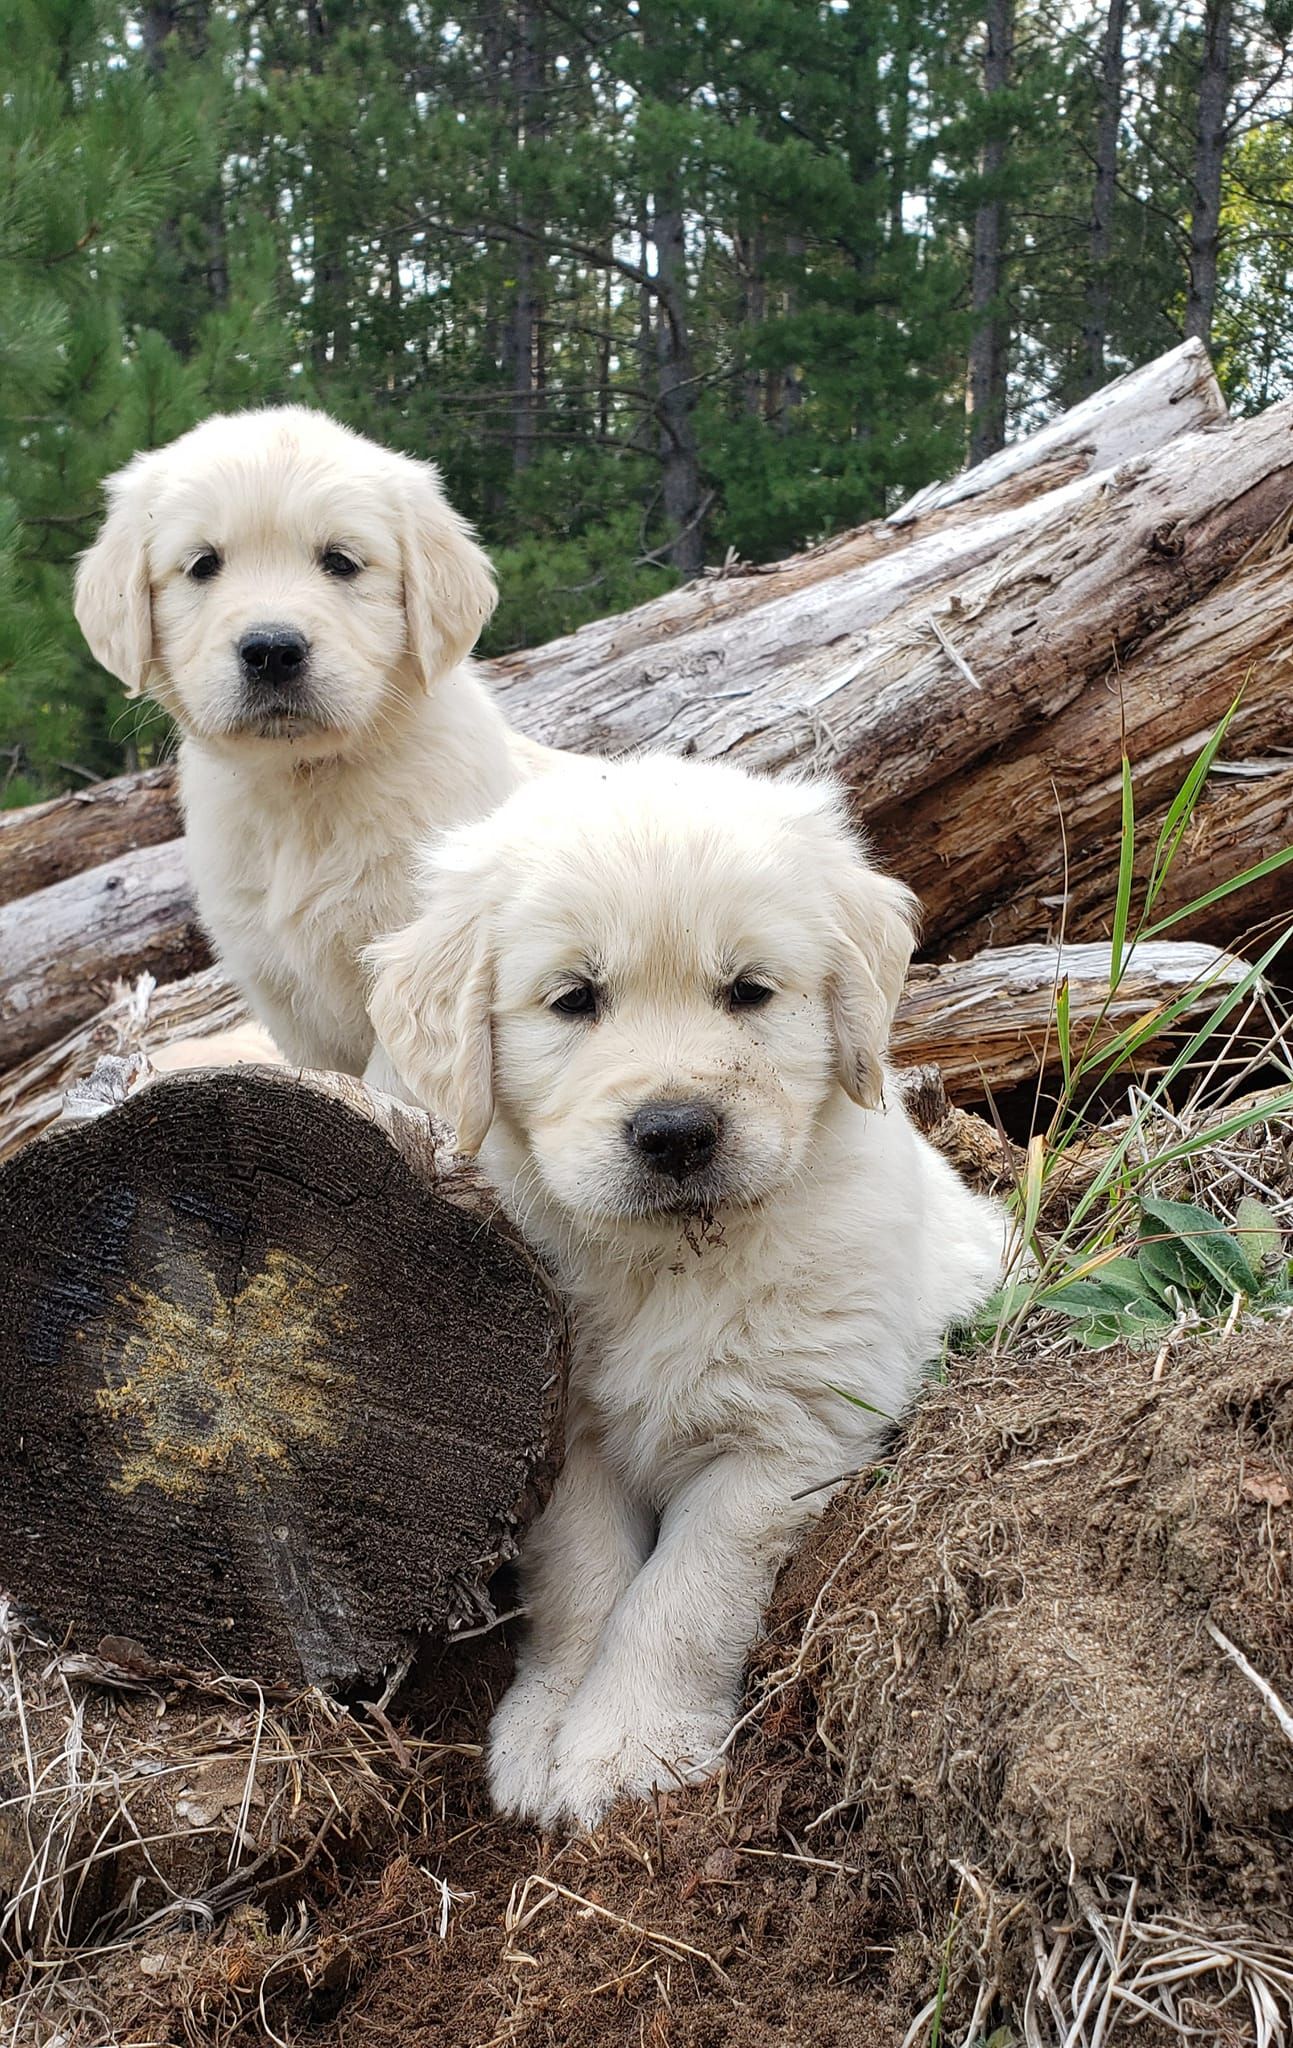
[369,754,1007,1831]
[74,406,547,1074]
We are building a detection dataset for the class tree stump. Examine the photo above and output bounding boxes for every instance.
[0,1067,566,1690]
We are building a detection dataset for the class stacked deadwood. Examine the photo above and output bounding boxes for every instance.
[0,339,1287,1692]
[3,340,1287,1134]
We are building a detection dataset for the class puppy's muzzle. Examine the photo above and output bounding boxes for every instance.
[626,1099,722,1182]
[238,625,310,693]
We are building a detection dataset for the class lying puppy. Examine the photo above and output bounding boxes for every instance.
[75,407,539,1077]
[369,755,1006,1829]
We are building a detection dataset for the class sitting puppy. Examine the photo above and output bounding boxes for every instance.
[368,755,1006,1829]
[75,407,540,1077]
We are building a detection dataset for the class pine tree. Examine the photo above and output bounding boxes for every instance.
[0,0,197,798]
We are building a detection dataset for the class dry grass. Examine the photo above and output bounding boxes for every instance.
[0,1609,477,2044]
[2,1022,1290,2046]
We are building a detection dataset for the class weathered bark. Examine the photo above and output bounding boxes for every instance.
[0,841,207,1072]
[0,965,249,1164]
[0,763,180,906]
[894,337,1222,527]
[492,397,1293,874]
[0,933,1256,1169]
[954,762,1293,957]
[1185,0,1233,348]
[890,531,1293,949]
[1079,0,1128,396]
[966,0,1015,464]
[3,349,1276,1074]
[0,1065,566,1688]
[893,940,1259,1099]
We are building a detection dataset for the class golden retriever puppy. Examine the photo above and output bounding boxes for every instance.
[75,407,540,1077]
[368,754,1007,1830]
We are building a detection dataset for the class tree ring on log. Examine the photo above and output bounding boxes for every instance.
[0,1071,567,1690]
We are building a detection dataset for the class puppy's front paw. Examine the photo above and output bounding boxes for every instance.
[539,1687,732,1831]
[486,1666,578,1821]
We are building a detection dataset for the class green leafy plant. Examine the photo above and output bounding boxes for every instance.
[1037,1194,1291,1350]
[984,692,1293,1351]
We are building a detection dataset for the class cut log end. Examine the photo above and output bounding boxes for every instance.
[0,1070,566,1691]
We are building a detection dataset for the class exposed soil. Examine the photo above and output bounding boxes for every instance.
[4,1322,1291,2047]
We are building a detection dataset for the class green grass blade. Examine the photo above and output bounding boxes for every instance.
[1044,933,1290,1253]
[828,1384,894,1421]
[1055,976,1072,1095]
[1127,1088,1293,1179]
[1139,844,1293,942]
[1144,694,1244,915]
[1061,952,1250,1101]
[1109,756,1136,993]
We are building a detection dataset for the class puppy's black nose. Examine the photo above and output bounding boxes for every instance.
[238,627,309,688]
[628,1100,721,1181]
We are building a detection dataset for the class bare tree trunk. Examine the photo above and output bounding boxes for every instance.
[780,231,805,424]
[1080,0,1127,396]
[642,5,706,576]
[306,0,348,371]
[844,13,885,516]
[966,0,1015,464]
[140,0,227,349]
[598,248,614,443]
[739,229,767,418]
[653,190,706,575]
[888,0,914,250]
[501,0,544,472]
[1185,0,1233,346]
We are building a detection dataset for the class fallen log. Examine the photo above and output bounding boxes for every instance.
[0,1065,566,1688]
[0,839,207,1071]
[490,398,1293,827]
[888,538,1293,948]
[892,336,1225,524]
[0,965,249,1163]
[0,762,180,908]
[892,940,1262,1099]
[485,338,1226,657]
[0,939,1258,1166]
[1,348,1282,1082]
[0,346,1227,935]
[954,761,1293,957]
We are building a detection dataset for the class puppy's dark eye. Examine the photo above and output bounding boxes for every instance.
[188,551,222,583]
[550,983,599,1020]
[729,977,774,1010]
[321,550,362,580]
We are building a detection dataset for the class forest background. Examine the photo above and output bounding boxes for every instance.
[3,0,1291,804]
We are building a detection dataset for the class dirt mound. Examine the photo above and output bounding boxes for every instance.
[799,1318,1293,2031]
[4,1323,1291,2045]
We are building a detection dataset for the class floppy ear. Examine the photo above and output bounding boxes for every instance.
[73,463,156,698]
[826,842,918,1112]
[399,463,498,687]
[365,860,495,1155]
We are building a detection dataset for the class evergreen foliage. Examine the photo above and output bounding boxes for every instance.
[2,0,1290,800]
